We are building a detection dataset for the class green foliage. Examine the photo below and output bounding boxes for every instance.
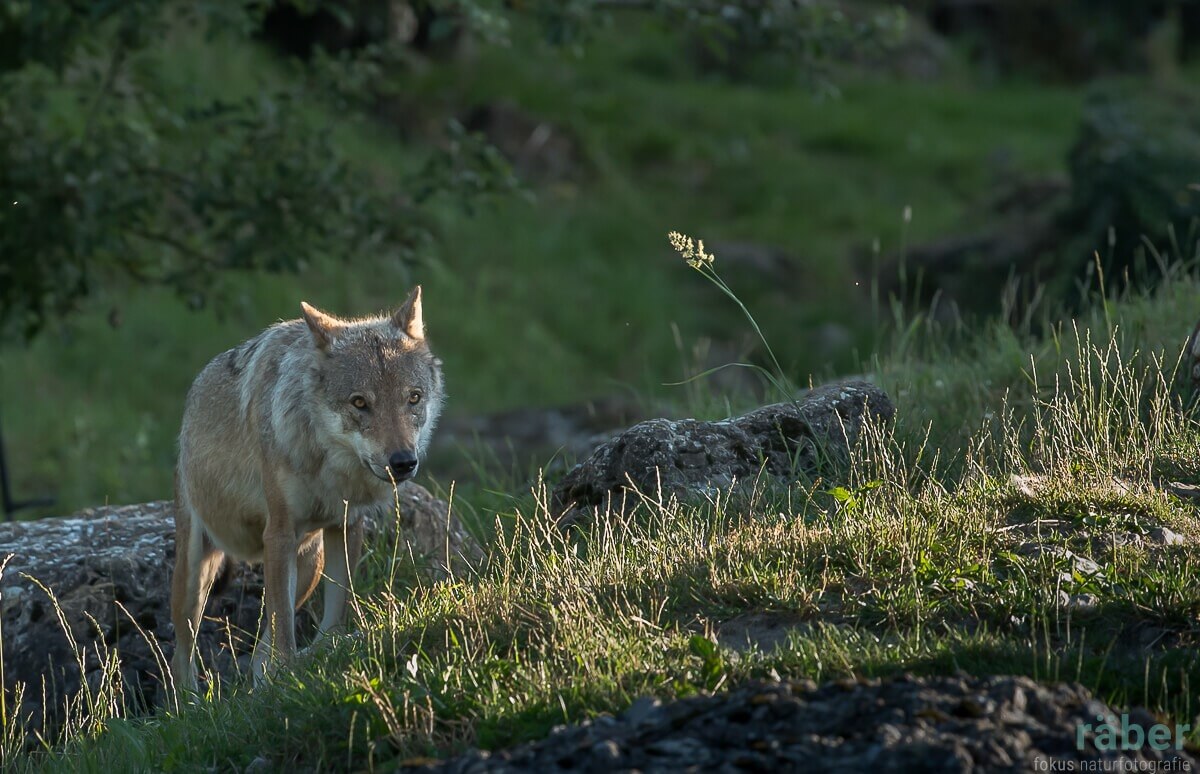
[686,634,727,690]
[0,0,515,339]
[515,0,906,86]
[0,1,202,73]
[907,0,1192,79]
[0,0,910,341]
[824,479,883,517]
[0,7,1086,514]
[1059,84,1200,294]
[672,0,906,86]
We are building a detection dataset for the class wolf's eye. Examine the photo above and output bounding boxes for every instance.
[351,395,369,410]
[408,391,422,405]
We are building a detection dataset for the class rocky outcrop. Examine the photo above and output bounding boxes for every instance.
[0,485,479,739]
[417,674,1197,773]
[551,381,894,525]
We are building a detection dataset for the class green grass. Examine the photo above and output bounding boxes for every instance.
[5,268,1200,770]
[0,15,1086,515]
[9,15,1198,771]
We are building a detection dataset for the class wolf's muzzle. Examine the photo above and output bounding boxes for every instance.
[388,450,419,481]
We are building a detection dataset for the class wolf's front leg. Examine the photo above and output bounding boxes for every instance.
[253,529,298,683]
[256,466,300,683]
[170,498,227,699]
[314,515,365,644]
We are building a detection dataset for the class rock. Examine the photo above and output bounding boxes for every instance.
[385,485,484,580]
[1166,480,1200,500]
[551,381,895,525]
[1066,593,1099,612]
[411,674,1197,772]
[1009,473,1050,498]
[590,740,620,762]
[621,696,662,726]
[1148,527,1185,546]
[1017,543,1100,581]
[0,485,479,741]
[717,612,809,654]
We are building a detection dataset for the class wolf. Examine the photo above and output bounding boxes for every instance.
[169,287,443,693]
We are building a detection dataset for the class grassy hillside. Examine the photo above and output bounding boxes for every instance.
[0,16,1084,515]
[13,15,1200,770]
[12,268,1200,771]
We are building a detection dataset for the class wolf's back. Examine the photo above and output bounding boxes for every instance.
[177,321,313,519]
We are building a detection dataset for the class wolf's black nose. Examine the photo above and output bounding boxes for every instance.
[388,450,418,478]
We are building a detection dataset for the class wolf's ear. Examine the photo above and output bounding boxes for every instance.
[300,301,344,350]
[392,285,424,340]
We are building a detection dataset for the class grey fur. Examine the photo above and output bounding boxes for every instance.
[170,287,443,694]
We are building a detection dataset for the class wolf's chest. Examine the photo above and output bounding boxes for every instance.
[296,465,390,530]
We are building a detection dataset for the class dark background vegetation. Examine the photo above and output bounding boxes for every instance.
[1,0,1199,514]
